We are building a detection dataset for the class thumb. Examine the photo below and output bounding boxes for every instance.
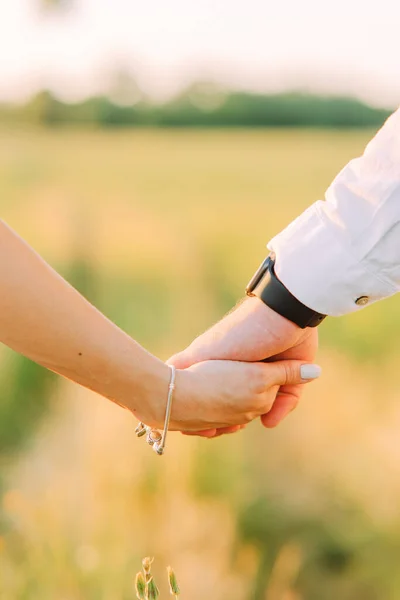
[266,360,322,387]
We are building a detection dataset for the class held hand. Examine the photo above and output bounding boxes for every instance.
[168,296,318,434]
[261,330,318,428]
[138,359,320,433]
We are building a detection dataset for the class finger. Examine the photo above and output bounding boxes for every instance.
[181,425,243,438]
[209,425,242,437]
[264,361,321,387]
[181,429,218,437]
[260,387,301,428]
[167,351,194,369]
[214,424,247,436]
[206,424,247,438]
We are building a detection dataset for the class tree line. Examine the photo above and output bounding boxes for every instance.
[0,86,391,128]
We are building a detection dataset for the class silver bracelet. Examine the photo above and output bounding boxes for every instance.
[135,364,176,456]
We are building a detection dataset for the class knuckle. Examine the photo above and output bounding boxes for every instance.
[243,412,256,424]
[246,393,273,417]
[242,397,261,421]
[253,380,266,395]
[279,362,297,385]
[261,397,275,415]
[258,387,279,415]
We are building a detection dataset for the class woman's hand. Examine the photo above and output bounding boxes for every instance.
[168,297,318,436]
[136,359,321,434]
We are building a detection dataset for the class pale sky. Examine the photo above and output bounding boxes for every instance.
[1,0,399,107]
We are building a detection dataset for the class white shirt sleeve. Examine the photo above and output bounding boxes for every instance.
[267,107,400,317]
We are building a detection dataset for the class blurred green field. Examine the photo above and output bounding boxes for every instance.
[1,127,400,600]
[1,127,399,361]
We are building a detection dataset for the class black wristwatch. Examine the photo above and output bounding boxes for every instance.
[246,255,326,329]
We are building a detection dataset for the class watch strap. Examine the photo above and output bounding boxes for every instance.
[247,257,326,328]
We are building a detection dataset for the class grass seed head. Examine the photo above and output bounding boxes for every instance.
[147,576,160,600]
[167,566,180,596]
[135,572,146,600]
[142,556,154,576]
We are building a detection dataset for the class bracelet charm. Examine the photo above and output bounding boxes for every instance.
[135,364,176,456]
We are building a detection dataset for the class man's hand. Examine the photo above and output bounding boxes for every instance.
[168,296,318,436]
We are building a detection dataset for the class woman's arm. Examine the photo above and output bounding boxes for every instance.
[0,219,169,421]
[0,220,319,433]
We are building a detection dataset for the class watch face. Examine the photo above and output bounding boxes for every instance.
[245,256,271,294]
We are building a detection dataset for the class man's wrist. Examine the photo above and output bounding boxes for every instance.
[246,295,301,335]
[238,295,310,360]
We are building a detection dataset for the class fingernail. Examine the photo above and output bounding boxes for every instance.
[300,364,322,380]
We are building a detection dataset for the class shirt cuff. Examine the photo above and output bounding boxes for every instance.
[267,202,398,317]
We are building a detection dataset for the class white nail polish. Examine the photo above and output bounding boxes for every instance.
[301,364,322,380]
